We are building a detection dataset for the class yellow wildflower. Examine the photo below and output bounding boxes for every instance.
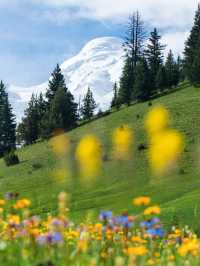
[133,196,151,206]
[14,198,31,209]
[112,125,133,160]
[149,129,184,175]
[77,239,88,252]
[75,135,102,178]
[178,238,199,256]
[94,223,103,231]
[0,199,5,206]
[131,236,147,244]
[144,206,161,215]
[145,105,170,136]
[127,246,148,256]
[8,215,20,225]
[50,131,70,157]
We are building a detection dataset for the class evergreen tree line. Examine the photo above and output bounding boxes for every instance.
[111,12,183,108]
[17,65,97,145]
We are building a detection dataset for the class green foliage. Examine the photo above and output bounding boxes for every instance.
[111,82,120,110]
[118,56,134,105]
[46,64,66,104]
[49,87,78,131]
[119,11,146,105]
[0,81,16,156]
[134,57,151,101]
[190,41,200,86]
[4,150,19,167]
[165,50,180,88]
[17,93,46,145]
[81,88,97,120]
[184,4,200,84]
[145,28,165,93]
[156,65,167,92]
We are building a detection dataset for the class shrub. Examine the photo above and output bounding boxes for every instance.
[32,163,43,171]
[4,150,20,167]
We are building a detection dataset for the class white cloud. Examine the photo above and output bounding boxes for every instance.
[31,0,198,55]
[32,0,198,29]
[162,31,190,56]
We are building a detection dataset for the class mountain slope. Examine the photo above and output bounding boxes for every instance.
[8,37,124,121]
[1,84,200,229]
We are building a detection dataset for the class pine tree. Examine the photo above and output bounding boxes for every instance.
[190,42,200,86]
[156,65,167,92]
[18,94,40,145]
[134,57,150,101]
[124,11,146,69]
[111,82,120,110]
[184,4,200,83]
[46,64,66,105]
[119,11,146,105]
[165,50,179,88]
[0,81,16,156]
[118,56,134,105]
[17,93,47,145]
[145,28,165,93]
[81,88,97,120]
[49,87,78,131]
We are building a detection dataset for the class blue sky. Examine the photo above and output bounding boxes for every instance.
[0,0,198,86]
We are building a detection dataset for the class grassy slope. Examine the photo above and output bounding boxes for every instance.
[1,84,200,229]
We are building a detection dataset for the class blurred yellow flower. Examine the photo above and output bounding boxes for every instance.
[77,239,88,252]
[8,215,20,225]
[143,206,161,215]
[14,199,31,209]
[53,168,71,183]
[145,105,170,136]
[131,236,147,244]
[149,130,184,175]
[178,238,199,256]
[50,131,70,157]
[0,199,5,206]
[127,246,148,256]
[112,125,133,160]
[133,196,151,206]
[75,135,102,178]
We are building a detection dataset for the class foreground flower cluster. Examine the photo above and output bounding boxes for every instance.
[0,194,199,266]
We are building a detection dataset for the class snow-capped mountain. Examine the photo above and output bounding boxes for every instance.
[8,37,125,122]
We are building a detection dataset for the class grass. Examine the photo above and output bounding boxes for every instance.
[1,83,200,229]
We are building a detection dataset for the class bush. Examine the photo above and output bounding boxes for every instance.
[32,163,43,171]
[4,151,20,167]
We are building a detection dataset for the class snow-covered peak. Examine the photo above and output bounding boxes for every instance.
[8,36,125,122]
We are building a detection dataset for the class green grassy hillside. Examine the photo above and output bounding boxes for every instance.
[1,84,200,229]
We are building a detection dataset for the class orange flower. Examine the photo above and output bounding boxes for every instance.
[127,246,148,256]
[133,197,151,206]
[144,206,161,215]
[14,198,31,209]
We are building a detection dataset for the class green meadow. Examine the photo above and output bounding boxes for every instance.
[1,84,200,230]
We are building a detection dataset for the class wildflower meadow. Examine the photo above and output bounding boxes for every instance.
[0,105,199,265]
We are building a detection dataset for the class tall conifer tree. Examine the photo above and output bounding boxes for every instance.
[81,88,97,120]
[0,81,16,155]
[184,4,200,83]
[145,28,165,93]
[46,64,66,105]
